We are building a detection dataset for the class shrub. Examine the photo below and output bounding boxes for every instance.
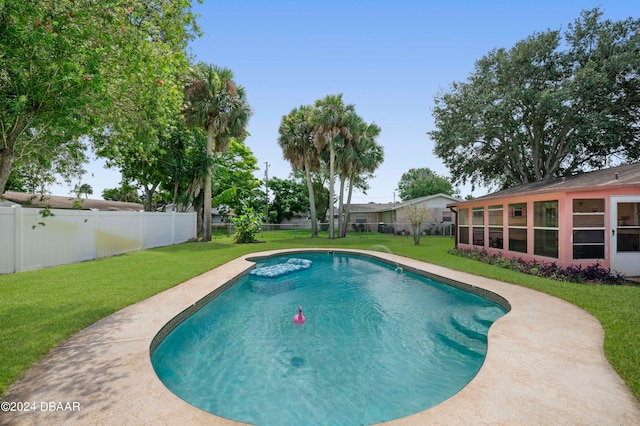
[230,206,263,243]
[448,248,626,285]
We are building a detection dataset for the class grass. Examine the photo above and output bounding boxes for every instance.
[1,231,638,401]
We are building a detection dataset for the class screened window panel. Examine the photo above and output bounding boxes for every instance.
[489,228,503,248]
[488,207,503,226]
[508,228,527,253]
[534,229,558,258]
[573,199,605,214]
[459,208,469,226]
[459,227,469,244]
[508,203,527,226]
[617,229,640,252]
[473,227,484,246]
[573,230,605,244]
[573,245,605,259]
[534,201,558,228]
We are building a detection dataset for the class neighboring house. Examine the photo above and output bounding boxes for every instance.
[347,193,461,235]
[447,162,640,277]
[1,191,144,211]
[279,212,312,229]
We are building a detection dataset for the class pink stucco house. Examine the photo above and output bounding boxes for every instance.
[448,163,640,277]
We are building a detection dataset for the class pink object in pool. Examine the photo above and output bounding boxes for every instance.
[293,306,306,324]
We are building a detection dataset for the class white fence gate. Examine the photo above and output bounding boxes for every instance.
[0,206,196,274]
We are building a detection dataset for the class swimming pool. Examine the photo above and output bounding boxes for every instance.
[151,252,507,425]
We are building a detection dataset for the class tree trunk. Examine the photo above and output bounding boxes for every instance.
[304,159,318,238]
[172,179,180,211]
[0,149,15,196]
[203,122,214,241]
[144,184,158,212]
[196,204,204,236]
[341,173,355,237]
[337,174,346,238]
[0,116,29,195]
[328,142,335,239]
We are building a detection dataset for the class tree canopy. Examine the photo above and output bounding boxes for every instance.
[265,176,309,224]
[0,0,199,195]
[183,63,252,241]
[278,95,383,238]
[397,167,454,201]
[278,105,319,236]
[430,8,640,190]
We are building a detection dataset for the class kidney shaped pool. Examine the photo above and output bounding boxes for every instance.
[151,252,508,425]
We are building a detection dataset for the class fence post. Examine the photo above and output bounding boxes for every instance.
[139,210,144,250]
[171,210,176,245]
[92,209,99,259]
[12,205,22,273]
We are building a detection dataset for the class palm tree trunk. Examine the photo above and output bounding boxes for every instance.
[328,142,335,239]
[304,159,318,237]
[341,173,356,237]
[337,174,346,237]
[203,122,214,241]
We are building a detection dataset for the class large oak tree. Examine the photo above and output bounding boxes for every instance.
[430,8,640,190]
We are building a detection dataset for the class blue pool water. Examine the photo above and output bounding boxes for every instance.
[151,253,506,425]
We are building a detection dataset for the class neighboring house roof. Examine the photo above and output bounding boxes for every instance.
[349,193,461,213]
[1,191,144,211]
[450,162,640,205]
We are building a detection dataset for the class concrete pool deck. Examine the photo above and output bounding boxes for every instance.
[2,249,639,425]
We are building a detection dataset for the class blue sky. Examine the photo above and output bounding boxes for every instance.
[60,0,636,202]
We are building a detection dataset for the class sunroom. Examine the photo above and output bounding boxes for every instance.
[448,163,640,277]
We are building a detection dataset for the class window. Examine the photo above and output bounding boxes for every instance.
[573,199,605,259]
[458,208,469,244]
[472,207,484,246]
[617,202,640,253]
[508,203,527,253]
[488,205,503,249]
[534,201,558,258]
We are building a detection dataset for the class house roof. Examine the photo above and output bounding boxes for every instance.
[1,191,144,211]
[450,162,640,205]
[349,193,461,213]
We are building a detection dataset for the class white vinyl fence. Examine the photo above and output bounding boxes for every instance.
[0,206,196,274]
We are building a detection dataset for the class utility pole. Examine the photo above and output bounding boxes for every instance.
[264,162,270,225]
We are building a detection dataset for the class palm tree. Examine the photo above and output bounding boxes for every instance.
[278,105,320,237]
[338,120,383,237]
[334,110,362,237]
[312,94,355,239]
[183,63,252,241]
[74,183,94,199]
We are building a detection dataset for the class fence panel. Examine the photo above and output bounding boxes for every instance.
[173,212,197,243]
[0,207,196,273]
[0,207,16,274]
[95,211,143,259]
[20,209,97,271]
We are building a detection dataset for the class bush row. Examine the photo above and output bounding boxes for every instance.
[448,248,627,285]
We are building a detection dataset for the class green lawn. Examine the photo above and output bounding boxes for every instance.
[1,231,638,401]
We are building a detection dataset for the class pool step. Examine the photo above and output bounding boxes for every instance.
[474,306,506,327]
[436,330,485,359]
[451,312,489,342]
